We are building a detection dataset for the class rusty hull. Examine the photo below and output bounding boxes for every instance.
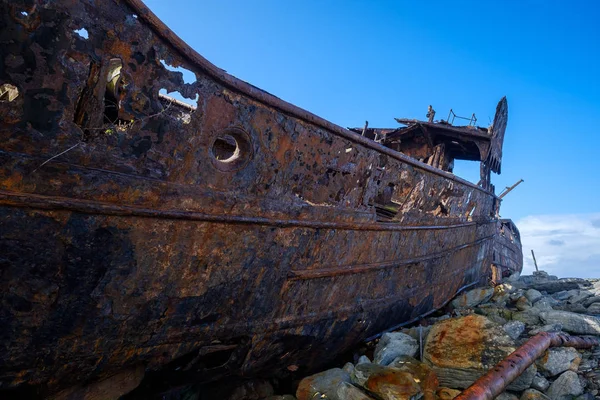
[491,219,523,282]
[0,0,504,396]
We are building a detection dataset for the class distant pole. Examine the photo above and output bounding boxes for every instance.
[531,249,539,272]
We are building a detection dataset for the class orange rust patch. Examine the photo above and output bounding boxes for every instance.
[425,314,487,367]
[365,368,421,398]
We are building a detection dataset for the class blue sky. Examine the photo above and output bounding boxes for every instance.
[144,1,600,276]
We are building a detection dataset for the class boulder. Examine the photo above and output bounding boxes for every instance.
[567,291,593,305]
[531,373,550,391]
[552,290,577,301]
[525,289,543,304]
[357,355,371,365]
[389,355,438,396]
[503,321,526,340]
[516,296,533,311]
[531,281,580,294]
[296,368,350,400]
[343,362,355,375]
[373,332,418,365]
[519,271,557,286]
[336,382,375,400]
[363,368,422,400]
[451,287,495,309]
[351,363,387,387]
[539,310,600,335]
[512,309,542,326]
[533,297,558,311]
[422,314,535,390]
[520,389,550,400]
[546,370,584,399]
[536,347,581,377]
[528,324,563,336]
[557,303,588,314]
[582,296,600,308]
[587,302,600,315]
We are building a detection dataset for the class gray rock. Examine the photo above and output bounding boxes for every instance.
[351,363,386,387]
[552,290,575,301]
[531,281,580,294]
[587,302,600,315]
[296,368,350,400]
[573,394,595,400]
[546,370,584,399]
[557,302,588,314]
[531,373,550,391]
[343,362,355,375]
[529,324,563,335]
[582,295,600,307]
[516,296,533,311]
[451,287,495,309]
[525,289,543,304]
[357,355,371,365]
[497,393,519,400]
[503,321,526,340]
[534,297,558,311]
[536,347,581,377]
[568,291,593,304]
[520,271,557,286]
[520,389,550,400]
[373,332,418,365]
[335,382,375,400]
[509,365,538,392]
[539,310,600,335]
[512,309,542,326]
[510,290,526,302]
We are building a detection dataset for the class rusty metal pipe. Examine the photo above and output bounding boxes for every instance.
[455,332,599,400]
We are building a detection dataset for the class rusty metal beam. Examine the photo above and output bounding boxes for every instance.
[455,332,599,400]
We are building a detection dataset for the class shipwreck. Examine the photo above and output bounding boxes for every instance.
[0,0,522,397]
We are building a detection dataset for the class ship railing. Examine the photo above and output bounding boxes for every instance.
[447,109,477,126]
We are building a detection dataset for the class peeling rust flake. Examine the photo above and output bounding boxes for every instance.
[0,0,522,397]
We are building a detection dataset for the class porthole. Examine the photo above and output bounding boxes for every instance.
[209,127,253,172]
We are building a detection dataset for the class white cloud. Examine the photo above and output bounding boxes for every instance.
[516,213,600,278]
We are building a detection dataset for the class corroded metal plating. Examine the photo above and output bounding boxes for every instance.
[456,332,599,400]
[0,0,513,396]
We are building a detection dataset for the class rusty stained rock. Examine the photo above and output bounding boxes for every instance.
[423,314,536,391]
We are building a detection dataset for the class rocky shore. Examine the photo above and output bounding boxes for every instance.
[174,272,600,400]
[288,272,600,400]
[121,272,600,399]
